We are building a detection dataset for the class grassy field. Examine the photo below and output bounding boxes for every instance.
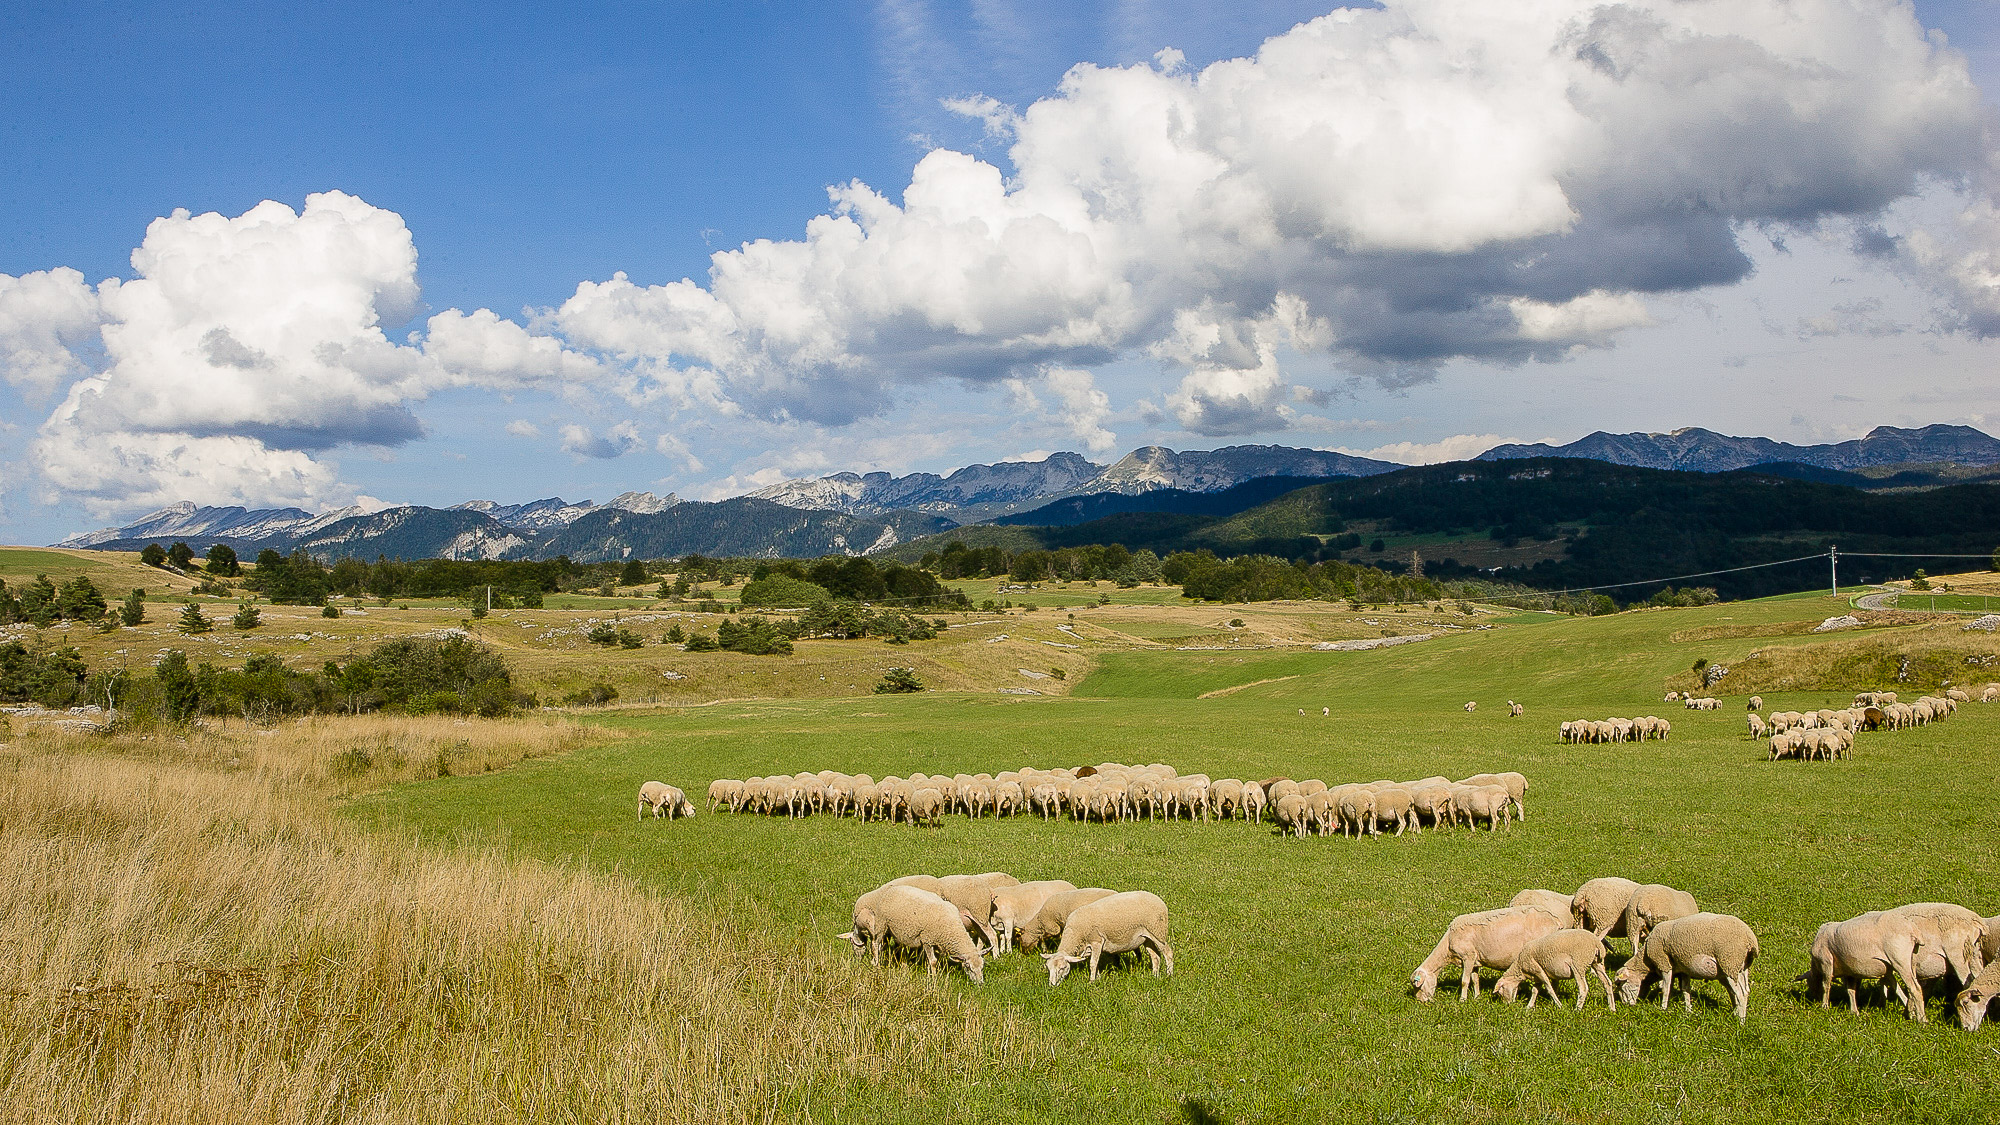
[348,589,2000,1123]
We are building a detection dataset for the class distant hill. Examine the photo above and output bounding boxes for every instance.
[899,458,2000,600]
[1476,424,2000,473]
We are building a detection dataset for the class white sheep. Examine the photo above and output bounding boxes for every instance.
[1570,877,1640,943]
[1464,701,1477,712]
[1458,772,1526,821]
[1511,889,1575,917]
[1748,696,1763,711]
[1410,905,1565,1001]
[1956,960,2000,1031]
[1495,929,1617,1010]
[637,781,696,821]
[990,879,1077,954]
[1621,884,1699,948]
[908,786,945,827]
[871,885,986,983]
[1240,781,1267,825]
[1015,887,1117,952]
[1044,891,1173,984]
[1273,793,1310,839]
[1614,913,1759,1021]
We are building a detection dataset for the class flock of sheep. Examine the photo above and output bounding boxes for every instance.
[1413,879,1755,1018]
[837,872,1171,986]
[1414,878,2000,1028]
[679,766,1529,838]
[1559,689,1974,763]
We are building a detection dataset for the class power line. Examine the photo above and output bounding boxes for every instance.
[1833,551,1998,560]
[1506,552,1833,597]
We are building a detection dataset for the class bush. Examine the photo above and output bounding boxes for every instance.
[739,575,833,607]
[564,682,619,706]
[617,628,645,649]
[119,588,147,627]
[683,633,720,652]
[232,602,262,629]
[323,604,341,618]
[140,543,167,568]
[873,667,924,694]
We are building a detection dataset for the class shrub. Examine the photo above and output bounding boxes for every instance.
[232,602,262,629]
[683,633,720,652]
[119,588,147,627]
[874,667,924,694]
[140,543,167,567]
[564,681,620,706]
[738,575,833,607]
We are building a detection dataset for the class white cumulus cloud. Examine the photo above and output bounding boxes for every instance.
[539,0,1996,436]
[0,268,101,395]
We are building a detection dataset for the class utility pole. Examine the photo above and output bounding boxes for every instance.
[1830,545,1838,597]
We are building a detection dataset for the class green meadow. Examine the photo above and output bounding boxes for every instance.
[354,591,1999,1123]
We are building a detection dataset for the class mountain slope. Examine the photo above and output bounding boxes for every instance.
[531,499,958,561]
[1476,424,2000,472]
[993,476,1347,527]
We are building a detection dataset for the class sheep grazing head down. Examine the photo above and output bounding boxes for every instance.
[1410,967,1437,1002]
[1045,951,1086,985]
[1613,959,1647,1007]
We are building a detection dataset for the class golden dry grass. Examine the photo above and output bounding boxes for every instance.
[0,718,1043,1123]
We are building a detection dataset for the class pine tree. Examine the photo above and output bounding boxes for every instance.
[155,649,199,721]
[119,588,147,627]
[177,601,212,634]
[232,601,262,629]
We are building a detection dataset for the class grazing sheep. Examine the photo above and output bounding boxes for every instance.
[1509,701,1525,717]
[908,787,945,828]
[1408,782,1454,830]
[1210,778,1246,821]
[936,873,1020,944]
[1459,772,1527,821]
[706,779,743,812]
[1882,902,1988,1019]
[1240,781,1267,825]
[1495,929,1617,1010]
[1334,785,1377,838]
[1614,913,1759,1021]
[1571,877,1641,942]
[1747,696,1763,711]
[1664,691,1681,703]
[637,781,696,821]
[1464,701,1477,712]
[1804,911,1937,1016]
[1296,779,1329,799]
[839,886,896,964]
[1956,960,2000,1031]
[990,880,1078,954]
[1410,905,1566,1001]
[1983,916,2000,966]
[1746,714,1769,740]
[872,886,986,983]
[1982,685,2000,704]
[1372,786,1416,836]
[1452,784,1511,831]
[1621,884,1699,948]
[1016,887,1117,952]
[1044,891,1173,984]
[1273,793,1310,839]
[1267,779,1302,807]
[1511,889,1575,917]
[1945,687,1971,703]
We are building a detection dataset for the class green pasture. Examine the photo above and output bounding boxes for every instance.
[354,591,1998,1123]
[1879,591,2000,614]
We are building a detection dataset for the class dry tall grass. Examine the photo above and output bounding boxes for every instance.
[0,717,1040,1123]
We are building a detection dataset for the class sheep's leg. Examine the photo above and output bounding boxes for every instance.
[1658,968,1673,1011]
[1592,963,1616,1010]
[1729,970,1750,1022]
[1889,951,1927,1022]
[638,798,647,821]
[1088,942,1104,982]
[1458,955,1476,1001]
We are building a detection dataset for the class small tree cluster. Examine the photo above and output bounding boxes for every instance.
[0,575,108,627]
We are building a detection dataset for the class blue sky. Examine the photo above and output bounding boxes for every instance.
[2,0,1996,544]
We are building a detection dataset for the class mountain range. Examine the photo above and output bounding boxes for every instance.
[51,425,2000,562]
